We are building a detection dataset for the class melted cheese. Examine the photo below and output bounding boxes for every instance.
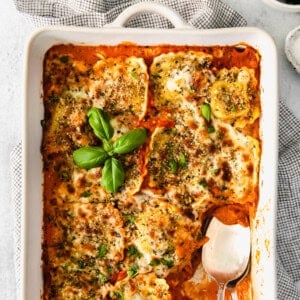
[150,51,214,108]
[209,67,260,127]
[133,198,201,276]
[42,44,261,300]
[148,119,260,212]
[90,56,148,120]
[43,202,125,299]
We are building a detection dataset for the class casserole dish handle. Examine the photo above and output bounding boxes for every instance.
[106,2,192,29]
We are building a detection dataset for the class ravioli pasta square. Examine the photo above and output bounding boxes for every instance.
[42,43,261,299]
[90,55,148,120]
[150,51,214,109]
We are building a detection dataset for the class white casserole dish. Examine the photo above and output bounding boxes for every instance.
[22,3,278,299]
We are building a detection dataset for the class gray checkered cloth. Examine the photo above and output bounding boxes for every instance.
[11,0,300,299]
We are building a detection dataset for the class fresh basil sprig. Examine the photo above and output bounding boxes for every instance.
[72,108,147,193]
[87,107,114,141]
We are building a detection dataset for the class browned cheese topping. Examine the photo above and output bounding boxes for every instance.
[42,43,261,300]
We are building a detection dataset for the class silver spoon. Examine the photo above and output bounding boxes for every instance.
[202,217,251,300]
[227,259,250,300]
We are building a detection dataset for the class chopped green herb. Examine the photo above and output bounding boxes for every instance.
[78,260,86,269]
[131,69,137,79]
[60,172,69,180]
[109,291,124,300]
[178,152,187,168]
[97,243,108,259]
[98,272,108,283]
[149,259,160,266]
[127,263,139,278]
[59,56,69,64]
[126,245,142,258]
[169,159,178,174]
[199,178,208,188]
[166,141,174,154]
[207,126,215,134]
[40,119,46,128]
[106,266,114,274]
[81,191,91,197]
[230,105,237,112]
[209,168,219,174]
[161,258,174,268]
[164,244,175,255]
[123,214,135,225]
[49,94,59,103]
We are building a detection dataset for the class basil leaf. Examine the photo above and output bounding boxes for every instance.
[112,128,147,154]
[201,103,211,122]
[101,158,125,193]
[73,147,108,169]
[87,107,114,141]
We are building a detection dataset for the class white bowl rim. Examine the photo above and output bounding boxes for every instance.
[262,0,300,12]
[285,25,300,73]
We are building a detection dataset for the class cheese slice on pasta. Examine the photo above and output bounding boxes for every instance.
[209,67,260,127]
[43,202,126,299]
[150,51,214,108]
[90,56,148,120]
[147,118,260,210]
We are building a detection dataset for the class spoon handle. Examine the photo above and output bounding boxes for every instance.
[217,283,226,300]
[230,289,239,300]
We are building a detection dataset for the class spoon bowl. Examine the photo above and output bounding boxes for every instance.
[202,217,251,300]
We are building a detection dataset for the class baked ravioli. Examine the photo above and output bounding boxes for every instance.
[42,43,261,299]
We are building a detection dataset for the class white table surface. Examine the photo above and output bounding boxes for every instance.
[0,0,299,299]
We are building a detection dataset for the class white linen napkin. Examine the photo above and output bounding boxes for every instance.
[11,0,300,299]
